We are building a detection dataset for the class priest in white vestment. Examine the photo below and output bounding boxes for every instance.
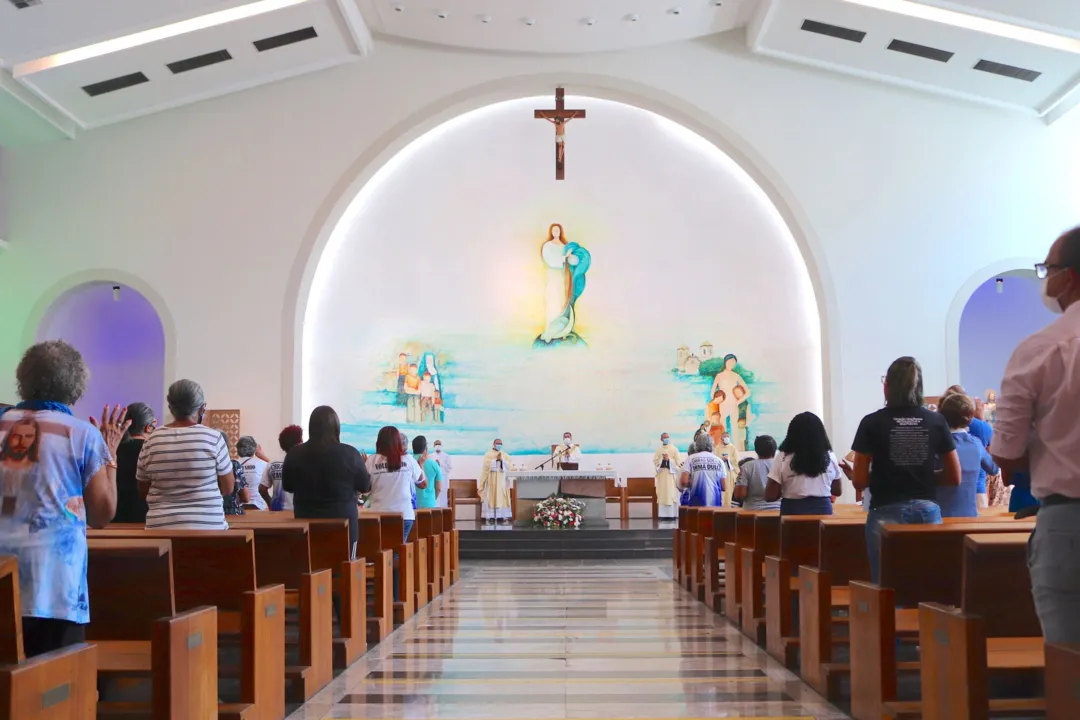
[556,432,582,466]
[480,439,512,524]
[654,433,682,519]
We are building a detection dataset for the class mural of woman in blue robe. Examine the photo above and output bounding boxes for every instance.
[536,223,591,347]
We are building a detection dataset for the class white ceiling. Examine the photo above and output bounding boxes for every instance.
[353,0,755,54]
[0,0,1079,142]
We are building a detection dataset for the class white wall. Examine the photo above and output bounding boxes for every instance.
[0,34,1078,464]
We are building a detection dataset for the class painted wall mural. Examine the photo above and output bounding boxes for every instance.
[304,97,822,458]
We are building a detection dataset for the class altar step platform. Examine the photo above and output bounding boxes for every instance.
[458,519,674,560]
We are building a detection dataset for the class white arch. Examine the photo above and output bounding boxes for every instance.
[944,257,1041,387]
[22,269,177,413]
[283,72,842,436]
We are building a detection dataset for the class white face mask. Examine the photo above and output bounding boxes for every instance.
[564,437,572,444]
[1042,275,1065,315]
[434,446,442,453]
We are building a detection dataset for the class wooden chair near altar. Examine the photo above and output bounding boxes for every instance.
[448,479,482,521]
[624,477,658,520]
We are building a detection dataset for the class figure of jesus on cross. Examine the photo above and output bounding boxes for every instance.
[534,87,585,180]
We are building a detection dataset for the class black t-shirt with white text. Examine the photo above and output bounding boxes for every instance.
[852,406,956,509]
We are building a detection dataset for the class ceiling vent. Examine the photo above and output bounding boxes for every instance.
[82,72,149,97]
[801,19,866,43]
[888,39,953,63]
[974,59,1041,82]
[167,49,232,74]
[7,0,42,8]
[253,26,318,52]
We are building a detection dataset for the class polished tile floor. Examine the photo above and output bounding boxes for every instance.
[286,560,850,719]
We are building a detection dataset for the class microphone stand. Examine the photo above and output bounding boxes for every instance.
[535,445,571,471]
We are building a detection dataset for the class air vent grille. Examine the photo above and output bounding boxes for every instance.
[167,49,232,74]
[974,59,1041,82]
[82,72,149,97]
[8,0,42,8]
[888,39,953,63]
[801,19,866,43]
[253,26,318,52]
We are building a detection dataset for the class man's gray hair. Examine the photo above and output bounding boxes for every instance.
[236,435,258,458]
[167,379,206,421]
[695,433,715,453]
[16,341,89,406]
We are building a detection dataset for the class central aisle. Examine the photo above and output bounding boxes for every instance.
[286,561,849,719]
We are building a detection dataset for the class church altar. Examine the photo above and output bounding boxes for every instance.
[508,470,620,529]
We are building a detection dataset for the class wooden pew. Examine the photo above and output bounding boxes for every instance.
[88,538,218,720]
[225,514,366,669]
[356,516,395,642]
[674,506,688,584]
[690,508,717,601]
[740,512,781,643]
[849,520,1035,720]
[1047,643,1080,720]
[723,511,760,625]
[897,533,1044,720]
[764,514,837,667]
[365,512,417,624]
[703,509,738,612]
[437,507,456,586]
[624,477,657,519]
[414,509,441,601]
[605,477,626,520]
[799,518,869,699]
[0,555,99,719]
[448,480,481,521]
[408,511,433,611]
[90,529,286,720]
[680,507,701,591]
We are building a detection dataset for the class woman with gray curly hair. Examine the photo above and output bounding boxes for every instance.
[136,379,235,529]
[0,340,129,657]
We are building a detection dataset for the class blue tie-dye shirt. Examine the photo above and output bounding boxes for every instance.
[0,409,109,624]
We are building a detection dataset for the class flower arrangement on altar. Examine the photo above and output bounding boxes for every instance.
[532,495,586,530]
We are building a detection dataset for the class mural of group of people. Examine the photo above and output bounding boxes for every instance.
[388,351,445,425]
[677,345,757,452]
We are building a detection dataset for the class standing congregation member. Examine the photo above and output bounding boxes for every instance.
[480,439,512,524]
[847,357,960,583]
[432,439,451,507]
[235,436,269,510]
[366,426,424,600]
[0,341,128,657]
[936,393,999,518]
[284,406,370,550]
[679,433,725,507]
[412,435,443,510]
[139,380,235,530]
[992,226,1080,644]
[765,413,842,515]
[113,401,156,524]
[943,385,996,507]
[654,432,682,520]
[259,424,303,511]
[716,431,740,508]
[734,435,781,511]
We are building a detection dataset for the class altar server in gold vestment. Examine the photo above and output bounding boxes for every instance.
[654,433,682,519]
[480,438,512,524]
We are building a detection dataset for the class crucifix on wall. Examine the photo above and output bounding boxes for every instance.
[534,87,586,180]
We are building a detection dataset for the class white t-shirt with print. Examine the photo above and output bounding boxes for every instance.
[365,453,424,520]
[767,450,841,499]
[237,456,268,510]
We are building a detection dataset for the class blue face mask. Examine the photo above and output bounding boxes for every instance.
[662,438,670,445]
[494,444,503,451]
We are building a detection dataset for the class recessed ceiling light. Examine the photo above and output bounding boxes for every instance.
[840,0,1080,55]
[582,17,597,26]
[625,13,639,22]
[479,14,491,24]
[523,17,536,26]
[669,7,683,15]
[392,3,404,11]
[435,9,447,19]
[712,0,723,6]
[15,0,311,75]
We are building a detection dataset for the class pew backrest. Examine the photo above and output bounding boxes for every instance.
[963,533,1039,638]
[86,538,175,641]
[817,519,869,584]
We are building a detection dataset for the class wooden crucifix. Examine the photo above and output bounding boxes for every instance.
[534,87,585,180]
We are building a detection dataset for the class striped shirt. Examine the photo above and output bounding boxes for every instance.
[138,425,232,529]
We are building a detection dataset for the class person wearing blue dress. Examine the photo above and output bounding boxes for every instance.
[937,394,999,518]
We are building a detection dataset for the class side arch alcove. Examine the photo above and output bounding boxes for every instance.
[299,96,825,469]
